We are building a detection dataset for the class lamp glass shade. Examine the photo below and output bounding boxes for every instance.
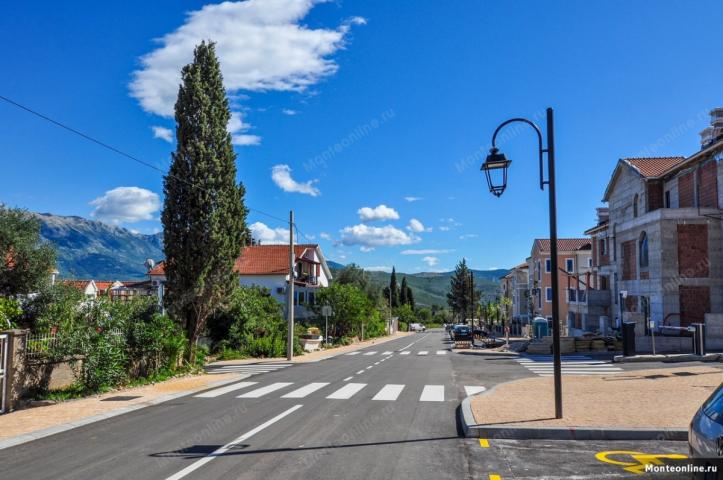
[481,149,511,197]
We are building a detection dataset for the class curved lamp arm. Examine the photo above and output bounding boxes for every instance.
[490,117,546,191]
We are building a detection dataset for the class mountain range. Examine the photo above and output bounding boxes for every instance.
[36,213,505,304]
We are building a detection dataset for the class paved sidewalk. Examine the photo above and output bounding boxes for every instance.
[470,365,723,429]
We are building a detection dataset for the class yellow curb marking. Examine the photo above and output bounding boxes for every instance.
[489,475,502,480]
[595,450,688,475]
[479,438,490,448]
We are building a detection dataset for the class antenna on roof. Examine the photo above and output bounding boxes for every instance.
[144,258,155,270]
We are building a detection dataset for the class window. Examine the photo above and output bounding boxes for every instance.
[308,292,315,305]
[578,289,586,303]
[633,194,639,218]
[639,231,649,268]
[536,261,541,281]
[568,289,577,303]
[295,291,306,305]
[565,258,574,273]
[545,287,553,302]
[665,190,671,208]
[545,259,551,273]
[587,258,593,268]
[599,238,607,255]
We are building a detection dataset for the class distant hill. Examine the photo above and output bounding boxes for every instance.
[36,213,163,280]
[329,264,508,308]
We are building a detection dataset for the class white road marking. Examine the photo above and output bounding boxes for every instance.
[281,382,329,398]
[398,333,429,351]
[343,376,353,381]
[237,382,293,398]
[345,352,361,356]
[356,370,364,375]
[382,351,393,355]
[418,351,428,356]
[194,381,256,398]
[327,383,367,399]
[374,362,380,365]
[399,351,411,355]
[366,366,373,370]
[363,351,377,356]
[372,384,405,401]
[419,385,444,402]
[436,350,447,355]
[164,404,303,480]
[464,386,486,396]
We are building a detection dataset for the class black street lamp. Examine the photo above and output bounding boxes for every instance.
[481,107,563,419]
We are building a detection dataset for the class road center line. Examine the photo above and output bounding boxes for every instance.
[164,404,303,480]
[398,333,429,351]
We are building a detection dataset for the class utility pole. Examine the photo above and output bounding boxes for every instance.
[287,210,295,361]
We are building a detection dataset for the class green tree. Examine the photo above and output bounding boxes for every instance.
[313,283,373,339]
[389,267,399,308]
[335,263,380,300]
[407,284,415,310]
[0,206,56,297]
[446,258,480,322]
[161,42,248,359]
[399,276,408,306]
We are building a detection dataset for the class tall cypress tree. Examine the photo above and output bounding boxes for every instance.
[407,285,415,311]
[399,276,408,306]
[447,258,478,321]
[162,42,248,359]
[389,267,399,308]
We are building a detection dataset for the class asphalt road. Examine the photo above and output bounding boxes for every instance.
[0,330,697,480]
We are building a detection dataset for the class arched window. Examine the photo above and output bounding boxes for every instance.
[639,231,649,268]
[633,194,639,218]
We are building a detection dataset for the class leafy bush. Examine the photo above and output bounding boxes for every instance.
[394,304,417,329]
[0,297,22,329]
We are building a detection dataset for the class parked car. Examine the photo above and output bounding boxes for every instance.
[410,323,426,332]
[451,324,471,341]
[689,384,723,477]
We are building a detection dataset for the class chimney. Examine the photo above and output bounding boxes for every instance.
[700,108,723,147]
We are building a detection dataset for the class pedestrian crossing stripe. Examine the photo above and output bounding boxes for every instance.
[515,356,622,376]
[197,381,486,402]
[345,352,361,356]
[399,351,411,355]
[363,351,377,356]
[205,363,292,375]
[418,351,428,355]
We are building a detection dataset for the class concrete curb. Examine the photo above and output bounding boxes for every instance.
[613,353,721,363]
[458,395,688,441]
[0,374,248,451]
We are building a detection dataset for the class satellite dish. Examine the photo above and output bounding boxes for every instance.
[144,258,155,270]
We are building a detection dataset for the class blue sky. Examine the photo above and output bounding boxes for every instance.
[2,0,723,273]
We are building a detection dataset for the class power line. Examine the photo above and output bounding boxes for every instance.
[0,93,300,231]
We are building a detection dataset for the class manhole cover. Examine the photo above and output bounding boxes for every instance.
[101,395,141,402]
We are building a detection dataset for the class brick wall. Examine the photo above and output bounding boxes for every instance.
[679,285,710,326]
[646,181,664,212]
[622,240,636,280]
[677,224,709,278]
[678,172,695,208]
[697,161,718,208]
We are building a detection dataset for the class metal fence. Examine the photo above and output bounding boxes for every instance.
[25,328,125,358]
[1,334,8,414]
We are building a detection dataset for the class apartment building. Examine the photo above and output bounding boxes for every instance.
[500,263,530,333]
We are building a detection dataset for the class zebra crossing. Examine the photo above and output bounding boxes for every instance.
[516,355,623,376]
[195,379,485,403]
[344,350,449,357]
[205,362,293,376]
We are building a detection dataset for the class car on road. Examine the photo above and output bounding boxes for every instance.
[410,323,426,332]
[689,384,723,477]
[450,324,471,341]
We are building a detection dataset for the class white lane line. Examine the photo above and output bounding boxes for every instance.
[399,351,411,356]
[164,404,303,480]
[345,352,361,356]
[382,351,393,355]
[327,383,367,399]
[464,386,486,397]
[436,350,447,355]
[281,382,329,398]
[398,333,429,351]
[366,366,373,370]
[356,370,364,375]
[237,382,293,398]
[194,381,256,398]
[419,385,444,402]
[372,384,405,401]
[363,351,377,356]
[418,351,428,356]
[343,376,353,381]
[374,362,380,365]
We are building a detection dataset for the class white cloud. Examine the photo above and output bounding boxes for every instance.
[271,164,320,196]
[129,0,364,129]
[422,256,439,267]
[359,246,374,253]
[357,204,399,222]
[404,196,422,202]
[401,249,454,255]
[439,226,451,231]
[319,232,331,240]
[151,126,173,142]
[365,265,392,273]
[459,234,479,240]
[228,111,261,146]
[407,218,431,233]
[282,108,298,116]
[249,221,289,244]
[89,187,160,224]
[340,224,418,247]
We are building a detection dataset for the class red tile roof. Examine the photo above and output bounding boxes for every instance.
[62,280,94,291]
[622,157,685,178]
[534,238,591,252]
[148,244,321,276]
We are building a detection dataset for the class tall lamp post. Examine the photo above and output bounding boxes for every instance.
[481,107,563,419]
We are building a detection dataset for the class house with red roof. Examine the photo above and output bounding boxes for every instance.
[148,244,332,319]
